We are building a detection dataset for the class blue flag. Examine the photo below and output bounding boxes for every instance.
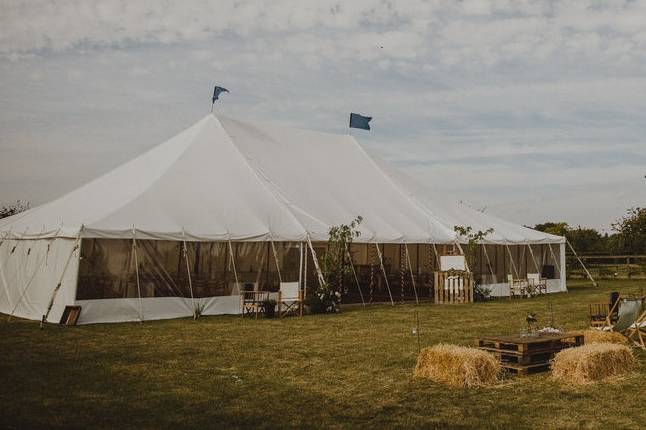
[349,113,372,130]
[212,86,229,105]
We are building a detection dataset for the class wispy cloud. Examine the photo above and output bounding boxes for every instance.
[1,0,645,230]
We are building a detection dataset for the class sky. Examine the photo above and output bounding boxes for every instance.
[1,0,645,232]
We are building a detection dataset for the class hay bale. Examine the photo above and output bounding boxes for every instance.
[414,344,501,388]
[581,329,627,345]
[551,343,635,385]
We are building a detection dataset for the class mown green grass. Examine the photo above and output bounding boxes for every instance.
[1,280,644,429]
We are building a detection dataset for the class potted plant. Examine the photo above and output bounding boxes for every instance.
[307,216,363,313]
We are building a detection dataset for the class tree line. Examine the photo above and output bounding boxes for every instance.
[532,207,646,255]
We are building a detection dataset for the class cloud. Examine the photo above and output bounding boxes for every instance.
[1,0,646,230]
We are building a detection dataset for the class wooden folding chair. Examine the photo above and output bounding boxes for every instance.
[592,297,644,347]
[240,283,269,319]
[508,274,527,298]
[278,282,303,318]
[625,309,646,350]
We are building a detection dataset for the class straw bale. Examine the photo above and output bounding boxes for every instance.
[551,343,635,385]
[414,344,500,388]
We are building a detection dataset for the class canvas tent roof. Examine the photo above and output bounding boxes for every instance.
[0,114,563,245]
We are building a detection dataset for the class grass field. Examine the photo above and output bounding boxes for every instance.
[1,280,644,429]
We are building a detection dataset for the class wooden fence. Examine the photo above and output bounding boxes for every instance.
[567,254,646,280]
[434,271,473,304]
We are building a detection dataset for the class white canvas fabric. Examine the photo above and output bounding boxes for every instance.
[0,114,561,245]
[0,113,567,324]
[0,237,79,322]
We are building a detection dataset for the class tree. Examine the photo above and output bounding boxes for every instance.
[308,216,363,313]
[611,207,646,254]
[454,225,494,301]
[533,222,568,237]
[453,225,494,270]
[532,222,608,254]
[0,200,30,220]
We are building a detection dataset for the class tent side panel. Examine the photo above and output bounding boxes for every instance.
[0,238,79,322]
[560,242,567,292]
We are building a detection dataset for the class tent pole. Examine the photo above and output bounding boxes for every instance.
[482,244,496,282]
[182,231,197,320]
[374,242,394,306]
[131,228,144,323]
[303,241,308,299]
[298,242,303,289]
[455,241,471,272]
[548,243,562,279]
[345,243,365,307]
[404,243,419,304]
[227,239,240,293]
[504,241,520,279]
[270,237,283,284]
[566,239,598,287]
[526,244,541,274]
[431,243,441,268]
[306,234,326,289]
[42,228,82,327]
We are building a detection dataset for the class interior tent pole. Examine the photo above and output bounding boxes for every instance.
[566,239,598,287]
[455,241,471,272]
[548,243,562,279]
[269,237,283,284]
[227,239,240,293]
[306,234,327,289]
[298,242,303,289]
[374,242,394,306]
[481,244,496,281]
[131,228,144,322]
[526,244,541,274]
[181,231,197,319]
[504,241,520,279]
[404,243,419,304]
[41,228,82,327]
[303,241,308,298]
[431,243,441,268]
[344,243,365,307]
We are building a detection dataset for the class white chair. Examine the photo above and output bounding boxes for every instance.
[527,273,547,296]
[278,282,303,317]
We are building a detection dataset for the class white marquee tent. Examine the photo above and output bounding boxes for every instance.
[0,114,565,324]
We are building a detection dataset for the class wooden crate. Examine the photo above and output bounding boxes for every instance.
[477,333,584,375]
[59,305,82,326]
[434,271,473,304]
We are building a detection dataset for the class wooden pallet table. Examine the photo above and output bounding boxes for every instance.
[476,333,584,375]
